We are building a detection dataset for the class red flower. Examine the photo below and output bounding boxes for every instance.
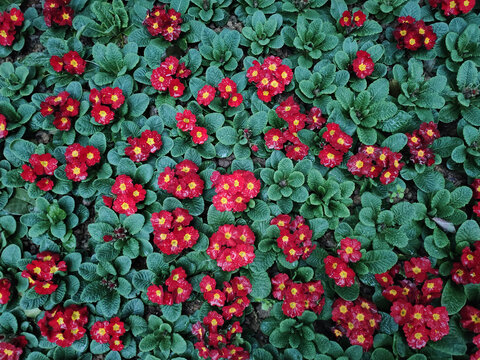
[109,317,125,336]
[379,168,399,185]
[391,300,413,325]
[112,175,134,195]
[205,289,226,307]
[168,78,185,97]
[0,342,22,359]
[151,67,171,91]
[125,137,150,162]
[404,257,435,284]
[441,0,460,15]
[91,104,114,125]
[8,8,24,27]
[285,143,309,160]
[113,195,137,216]
[231,276,252,297]
[228,93,243,107]
[218,78,237,99]
[405,325,429,349]
[30,153,58,176]
[0,278,11,305]
[203,311,224,332]
[21,165,36,183]
[197,85,216,105]
[147,284,164,304]
[404,32,422,50]
[190,126,208,144]
[306,107,326,130]
[264,128,286,150]
[460,305,480,333]
[352,10,366,26]
[332,263,356,287]
[459,0,475,13]
[36,177,54,191]
[339,11,352,26]
[109,336,124,352]
[200,275,216,293]
[91,321,110,344]
[140,130,162,153]
[319,145,344,168]
[65,161,88,182]
[352,50,374,79]
[50,55,64,72]
[282,295,306,318]
[63,51,86,75]
[101,87,125,109]
[84,145,101,166]
[52,6,74,26]
[337,237,362,263]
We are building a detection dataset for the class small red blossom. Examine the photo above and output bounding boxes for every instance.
[352,50,374,79]
[197,85,216,105]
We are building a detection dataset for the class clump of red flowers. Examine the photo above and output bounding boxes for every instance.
[90,317,126,352]
[89,87,125,125]
[352,50,374,79]
[429,0,475,16]
[196,77,244,108]
[247,56,293,102]
[0,278,11,304]
[207,225,255,272]
[157,160,204,199]
[0,114,8,138]
[451,241,480,284]
[20,153,58,192]
[43,0,74,27]
[40,91,80,131]
[104,175,145,216]
[151,56,190,98]
[264,96,323,160]
[151,207,199,255]
[0,8,24,47]
[21,251,66,295]
[147,267,192,305]
[200,275,252,319]
[271,273,325,317]
[324,238,362,287]
[394,16,437,51]
[460,305,480,359]
[143,5,182,41]
[210,170,261,212]
[124,130,162,162]
[38,304,88,347]
[64,143,100,182]
[50,51,86,75]
[271,214,316,262]
[376,258,449,349]
[319,123,352,168]
[175,109,209,145]
[339,10,366,27]
[0,337,28,360]
[347,144,404,185]
[331,297,381,350]
[406,121,440,166]
[192,311,249,360]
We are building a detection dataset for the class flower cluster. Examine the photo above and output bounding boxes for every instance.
[271,214,316,262]
[192,312,249,360]
[375,258,449,349]
[265,96,323,160]
[318,123,352,168]
[472,182,480,217]
[332,298,381,350]
[271,273,325,317]
[147,267,192,305]
[324,238,362,287]
[157,160,204,199]
[0,278,11,304]
[38,304,88,347]
[210,170,261,212]
[200,275,252,319]
[406,121,440,166]
[347,145,404,185]
[339,10,366,27]
[106,175,145,215]
[40,91,80,131]
[90,87,125,125]
[0,8,24,47]
[196,78,243,108]
[21,251,66,295]
[207,225,255,272]
[352,50,374,79]
[460,305,480,359]
[429,0,475,16]
[50,51,86,75]
[144,5,182,41]
[0,337,27,360]
[90,317,125,351]
[20,153,58,191]
[125,130,162,162]
[43,0,74,27]
[151,207,199,255]
[64,143,100,182]
[394,17,437,51]
[451,241,480,284]
[246,56,293,102]
[175,109,208,145]
[0,114,8,138]
[151,56,190,98]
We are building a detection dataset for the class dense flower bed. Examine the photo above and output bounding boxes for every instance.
[1,0,480,359]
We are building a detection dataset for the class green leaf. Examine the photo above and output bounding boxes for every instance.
[123,214,145,235]
[361,250,397,274]
[1,244,21,268]
[441,280,466,315]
